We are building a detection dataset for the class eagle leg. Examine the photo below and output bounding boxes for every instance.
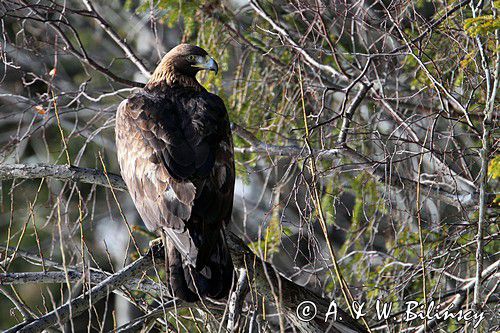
[160,231,170,291]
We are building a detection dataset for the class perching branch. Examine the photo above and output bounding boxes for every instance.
[226,232,368,333]
[1,155,479,212]
[0,150,484,212]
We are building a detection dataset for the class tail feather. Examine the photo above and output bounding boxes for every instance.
[165,231,233,301]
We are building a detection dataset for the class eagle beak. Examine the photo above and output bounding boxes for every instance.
[194,56,218,75]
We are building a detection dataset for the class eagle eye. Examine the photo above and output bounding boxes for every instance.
[187,55,196,62]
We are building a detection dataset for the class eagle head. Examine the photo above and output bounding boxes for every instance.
[147,44,218,90]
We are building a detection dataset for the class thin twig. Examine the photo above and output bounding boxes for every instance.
[0,286,35,321]
[250,0,348,82]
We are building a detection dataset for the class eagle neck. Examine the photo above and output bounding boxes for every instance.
[146,61,203,92]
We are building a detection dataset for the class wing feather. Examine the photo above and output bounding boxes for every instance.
[116,88,234,268]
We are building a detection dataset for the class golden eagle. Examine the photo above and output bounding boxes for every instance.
[116,44,234,301]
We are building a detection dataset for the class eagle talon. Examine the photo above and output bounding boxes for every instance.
[147,237,166,258]
[149,237,163,248]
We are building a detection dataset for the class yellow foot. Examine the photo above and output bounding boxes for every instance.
[149,237,163,248]
[147,236,167,259]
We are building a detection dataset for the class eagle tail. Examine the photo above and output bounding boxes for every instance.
[165,231,233,302]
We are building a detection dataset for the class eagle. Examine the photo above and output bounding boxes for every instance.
[115,44,235,302]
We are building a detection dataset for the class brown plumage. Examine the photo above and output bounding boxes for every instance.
[116,44,234,301]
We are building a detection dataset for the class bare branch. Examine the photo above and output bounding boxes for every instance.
[0,270,166,295]
[13,0,144,87]
[0,163,127,191]
[337,83,371,145]
[232,125,480,208]
[250,0,349,82]
[111,305,174,333]
[0,286,35,321]
[226,231,368,333]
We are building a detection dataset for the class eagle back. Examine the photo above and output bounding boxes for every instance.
[126,87,229,181]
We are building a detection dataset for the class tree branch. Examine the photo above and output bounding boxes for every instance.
[0,286,35,321]
[336,83,371,145]
[0,156,482,214]
[227,268,249,332]
[250,0,348,83]
[249,0,477,197]
[14,0,144,87]
[0,163,126,191]
[5,246,161,333]
[226,232,368,333]
[231,125,480,208]
[111,305,174,333]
